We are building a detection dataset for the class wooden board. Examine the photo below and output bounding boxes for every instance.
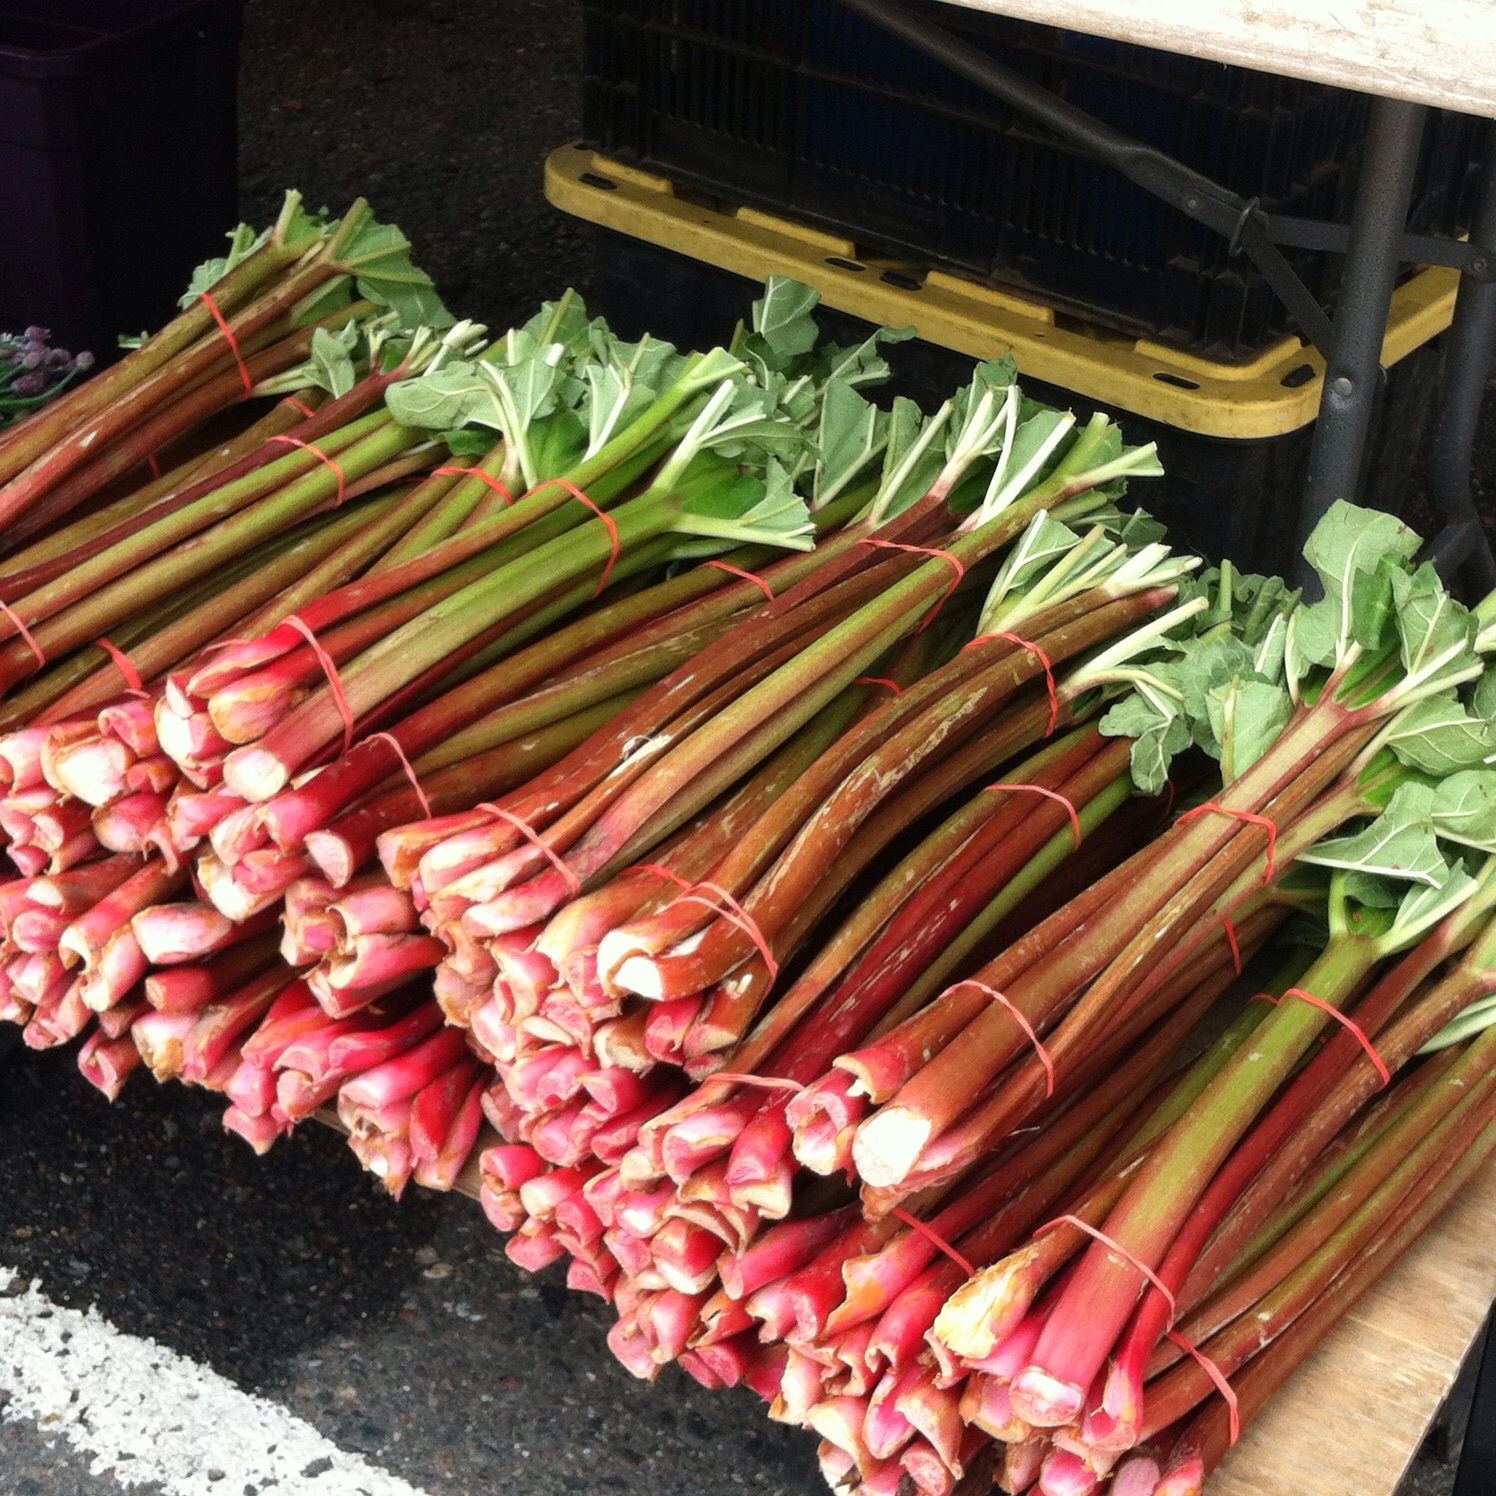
[933,0,1496,119]
[1212,1151,1496,1494]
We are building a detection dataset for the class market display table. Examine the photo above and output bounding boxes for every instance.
[1213,1156,1496,1494]
[935,0,1496,118]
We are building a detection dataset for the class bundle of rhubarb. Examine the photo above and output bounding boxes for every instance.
[420,504,1496,1495]
[0,254,967,1187]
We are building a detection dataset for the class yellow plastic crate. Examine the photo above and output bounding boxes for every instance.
[547,142,1457,441]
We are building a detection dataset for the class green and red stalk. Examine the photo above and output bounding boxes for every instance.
[15,494,412,729]
[1148,1038,1491,1389]
[0,305,371,562]
[255,541,841,851]
[931,983,1283,1362]
[609,596,1168,1002]
[1084,1007,1483,1451]
[0,389,326,589]
[730,730,1116,1087]
[1006,902,1393,1429]
[0,248,356,531]
[1184,897,1496,1301]
[1140,1066,1496,1464]
[229,402,1128,804]
[0,420,429,691]
[848,713,1375,1191]
[304,697,643,884]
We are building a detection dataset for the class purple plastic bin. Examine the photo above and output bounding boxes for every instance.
[0,1,242,361]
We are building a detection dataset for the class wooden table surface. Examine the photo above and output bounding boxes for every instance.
[1207,1151,1496,1495]
[934,0,1496,118]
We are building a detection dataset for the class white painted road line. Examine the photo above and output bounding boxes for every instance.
[0,1267,430,1496]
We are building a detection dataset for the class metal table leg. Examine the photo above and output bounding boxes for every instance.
[1294,97,1428,590]
[1453,1308,1496,1496]
[1425,123,1496,597]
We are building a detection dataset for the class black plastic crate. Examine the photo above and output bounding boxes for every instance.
[0,0,242,361]
[587,227,1441,580]
[581,0,1480,357]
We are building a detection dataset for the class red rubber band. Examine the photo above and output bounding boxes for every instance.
[984,782,1082,850]
[434,465,514,506]
[537,479,619,596]
[706,1072,806,1095]
[1167,1330,1240,1445]
[477,803,580,896]
[891,1206,976,1277]
[950,979,1054,1097]
[269,435,346,508]
[1270,987,1391,1087]
[283,395,317,418]
[368,732,430,817]
[678,881,779,982]
[0,600,45,669]
[707,560,774,602]
[857,537,965,629]
[1222,915,1243,975]
[147,451,162,479]
[1177,803,1278,883]
[197,290,254,396]
[95,637,144,694]
[967,631,1060,736]
[1036,1215,1176,1324]
[284,615,354,754]
[855,676,904,695]
[624,863,692,890]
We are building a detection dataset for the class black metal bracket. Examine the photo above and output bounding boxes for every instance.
[831,0,1495,354]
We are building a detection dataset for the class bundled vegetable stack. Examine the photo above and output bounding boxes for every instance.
[6,193,1496,1496]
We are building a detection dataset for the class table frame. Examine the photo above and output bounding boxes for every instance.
[840,0,1496,596]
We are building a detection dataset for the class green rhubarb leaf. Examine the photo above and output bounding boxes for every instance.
[1299,812,1449,886]
[988,512,1082,602]
[1301,500,1419,657]
[1429,770,1496,852]
[985,407,1068,495]
[1474,668,1496,720]
[1391,561,1477,693]
[334,213,453,329]
[1209,677,1292,784]
[305,324,360,398]
[1284,596,1340,688]
[178,222,270,309]
[1252,611,1289,686]
[384,361,503,431]
[1389,861,1478,947]
[1100,689,1190,795]
[1419,990,1496,1052]
[873,397,947,519]
[521,291,593,359]
[440,427,496,457]
[813,379,889,510]
[1383,692,1496,774]
[820,322,915,389]
[676,456,815,552]
[1341,870,1403,908]
[1103,508,1169,548]
[750,276,822,363]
